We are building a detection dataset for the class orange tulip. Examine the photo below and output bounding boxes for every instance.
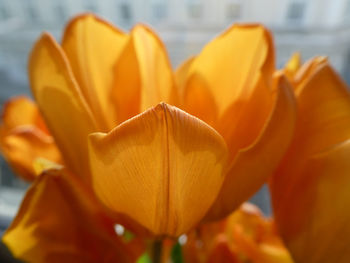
[0,96,61,180]
[2,168,143,263]
[183,203,294,263]
[175,25,296,221]
[270,55,350,263]
[0,13,296,241]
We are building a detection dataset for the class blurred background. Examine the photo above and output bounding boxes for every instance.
[1,0,350,234]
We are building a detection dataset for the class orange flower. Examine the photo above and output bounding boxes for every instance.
[1,13,296,242]
[270,55,350,262]
[177,25,297,221]
[0,96,61,180]
[183,203,293,263]
[2,168,143,263]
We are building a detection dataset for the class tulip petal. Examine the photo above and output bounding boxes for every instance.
[112,25,176,124]
[88,103,228,236]
[185,203,293,263]
[1,96,47,132]
[216,74,275,159]
[1,127,61,181]
[183,73,218,127]
[175,56,195,98]
[2,169,141,263]
[284,52,301,81]
[295,63,350,153]
[133,26,177,111]
[62,14,128,131]
[272,141,350,263]
[182,25,276,161]
[271,63,350,209]
[233,230,294,263]
[206,75,296,220]
[230,205,294,263]
[207,235,239,263]
[33,157,63,175]
[293,56,327,93]
[185,24,274,118]
[0,96,61,181]
[270,62,350,263]
[176,56,219,126]
[29,33,97,179]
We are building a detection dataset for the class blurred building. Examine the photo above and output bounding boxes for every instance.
[0,0,350,229]
[1,0,350,98]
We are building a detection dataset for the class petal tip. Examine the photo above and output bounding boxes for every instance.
[63,12,125,38]
[88,132,107,146]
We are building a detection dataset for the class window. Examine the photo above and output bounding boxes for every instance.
[226,1,241,19]
[55,3,67,22]
[344,0,350,23]
[120,2,132,22]
[84,0,98,13]
[287,1,306,23]
[0,2,9,20]
[152,2,167,21]
[187,0,202,19]
[26,2,39,24]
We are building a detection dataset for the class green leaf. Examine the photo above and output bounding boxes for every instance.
[124,230,134,242]
[136,253,152,263]
[171,242,184,263]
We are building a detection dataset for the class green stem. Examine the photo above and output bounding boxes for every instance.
[151,239,163,263]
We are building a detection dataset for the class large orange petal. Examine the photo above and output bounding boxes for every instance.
[180,24,276,163]
[182,73,218,127]
[272,141,350,263]
[175,56,195,99]
[1,127,61,181]
[271,63,350,213]
[184,24,274,120]
[206,75,296,220]
[88,103,228,236]
[174,56,219,125]
[29,33,97,180]
[62,14,128,131]
[216,73,275,159]
[270,62,350,263]
[293,62,350,153]
[112,25,176,124]
[2,168,142,263]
